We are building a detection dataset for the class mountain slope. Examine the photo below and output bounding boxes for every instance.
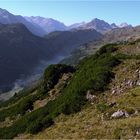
[103,26,140,42]
[68,22,86,29]
[25,16,67,33]
[44,29,103,54]
[0,23,54,93]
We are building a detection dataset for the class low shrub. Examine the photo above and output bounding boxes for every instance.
[96,43,118,55]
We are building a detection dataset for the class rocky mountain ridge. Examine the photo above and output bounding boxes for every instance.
[69,18,132,33]
[0,8,132,36]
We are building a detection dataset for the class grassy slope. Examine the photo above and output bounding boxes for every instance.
[21,58,140,139]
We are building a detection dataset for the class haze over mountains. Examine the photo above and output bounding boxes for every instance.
[0,8,132,36]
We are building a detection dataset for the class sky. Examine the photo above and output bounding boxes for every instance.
[0,0,139,26]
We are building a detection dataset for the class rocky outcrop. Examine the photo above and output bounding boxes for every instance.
[48,73,73,101]
[111,69,140,95]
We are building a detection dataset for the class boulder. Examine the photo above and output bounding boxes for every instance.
[111,110,129,118]
[86,90,97,102]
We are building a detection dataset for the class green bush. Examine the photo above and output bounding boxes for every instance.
[18,97,34,115]
[27,119,43,134]
[96,43,118,55]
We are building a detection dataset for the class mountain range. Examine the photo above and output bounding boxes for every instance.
[0,8,132,36]
[72,18,132,32]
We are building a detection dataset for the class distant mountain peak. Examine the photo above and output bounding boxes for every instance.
[0,8,10,14]
[69,18,132,33]
[111,23,118,28]
[91,18,104,22]
[118,22,131,28]
[78,18,112,32]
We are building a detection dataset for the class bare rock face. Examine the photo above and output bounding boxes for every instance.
[61,73,72,82]
[111,110,129,119]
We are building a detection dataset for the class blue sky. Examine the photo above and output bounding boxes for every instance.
[0,1,139,26]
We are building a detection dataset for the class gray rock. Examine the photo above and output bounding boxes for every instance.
[111,110,129,118]
[86,90,97,102]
